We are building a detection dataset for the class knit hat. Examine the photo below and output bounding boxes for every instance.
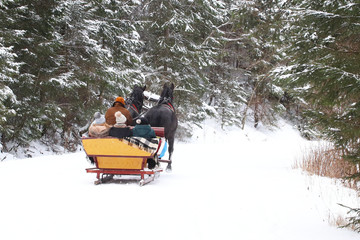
[114,111,127,127]
[115,97,125,105]
[136,117,149,125]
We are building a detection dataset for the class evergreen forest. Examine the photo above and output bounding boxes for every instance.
[0,0,359,183]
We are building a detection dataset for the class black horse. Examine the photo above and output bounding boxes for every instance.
[125,85,146,122]
[145,83,178,171]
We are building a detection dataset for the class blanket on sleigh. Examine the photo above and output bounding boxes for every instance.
[122,137,159,154]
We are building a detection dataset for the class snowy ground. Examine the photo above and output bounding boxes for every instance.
[0,120,359,240]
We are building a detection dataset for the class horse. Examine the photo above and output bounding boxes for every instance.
[125,85,146,123]
[144,82,178,171]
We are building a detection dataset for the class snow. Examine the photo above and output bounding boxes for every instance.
[0,119,359,240]
[144,90,160,100]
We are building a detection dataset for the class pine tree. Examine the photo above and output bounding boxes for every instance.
[276,1,360,175]
[0,1,19,150]
[1,0,144,151]
[0,0,65,150]
[199,1,244,128]
[139,0,227,134]
[54,0,143,149]
[207,0,284,128]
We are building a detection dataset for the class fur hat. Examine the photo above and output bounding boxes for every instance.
[94,112,101,119]
[136,117,149,125]
[93,112,105,125]
[115,97,125,105]
[114,111,127,127]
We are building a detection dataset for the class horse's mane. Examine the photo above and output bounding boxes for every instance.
[158,83,174,105]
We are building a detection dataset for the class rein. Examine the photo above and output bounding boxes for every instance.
[126,96,142,114]
[130,104,139,114]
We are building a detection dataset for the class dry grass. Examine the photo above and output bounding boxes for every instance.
[294,142,359,190]
[329,215,347,228]
[329,215,358,232]
[294,143,360,231]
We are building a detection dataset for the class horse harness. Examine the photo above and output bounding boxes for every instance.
[126,96,142,114]
[162,101,175,113]
[157,96,175,112]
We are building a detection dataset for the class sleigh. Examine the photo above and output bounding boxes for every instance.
[82,127,169,186]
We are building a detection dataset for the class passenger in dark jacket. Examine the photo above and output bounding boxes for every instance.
[109,111,132,138]
[132,117,156,139]
[133,117,157,169]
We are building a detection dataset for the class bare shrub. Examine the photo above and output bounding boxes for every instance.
[294,143,359,189]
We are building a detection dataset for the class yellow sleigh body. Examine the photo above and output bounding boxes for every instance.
[82,129,166,186]
[82,137,153,170]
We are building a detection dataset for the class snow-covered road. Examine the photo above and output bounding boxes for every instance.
[0,120,359,240]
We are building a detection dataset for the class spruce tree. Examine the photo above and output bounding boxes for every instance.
[49,0,143,149]
[1,0,144,151]
[139,0,228,134]
[0,2,19,150]
[208,0,284,128]
[276,1,360,174]
[0,0,65,149]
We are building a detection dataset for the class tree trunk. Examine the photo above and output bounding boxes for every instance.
[254,99,259,128]
[164,28,169,72]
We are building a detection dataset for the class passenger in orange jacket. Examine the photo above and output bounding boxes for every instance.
[105,97,133,126]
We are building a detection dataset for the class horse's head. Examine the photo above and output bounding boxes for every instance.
[158,82,175,105]
[126,85,146,116]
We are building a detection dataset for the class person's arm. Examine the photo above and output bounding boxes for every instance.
[126,116,133,126]
[124,109,133,125]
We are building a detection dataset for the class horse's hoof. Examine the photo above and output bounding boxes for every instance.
[166,165,172,173]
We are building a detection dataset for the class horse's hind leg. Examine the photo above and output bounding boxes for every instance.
[166,137,174,172]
